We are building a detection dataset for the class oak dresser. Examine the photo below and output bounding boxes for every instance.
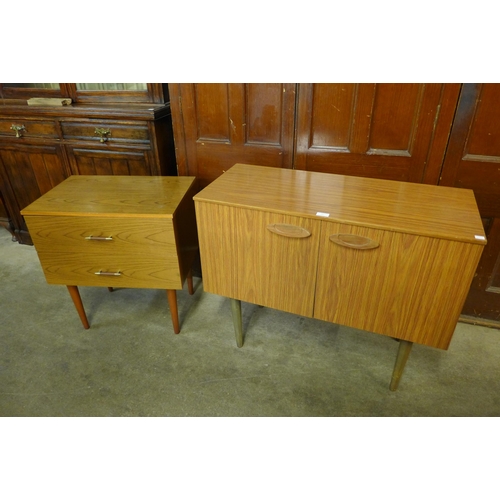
[21,175,198,334]
[193,164,486,390]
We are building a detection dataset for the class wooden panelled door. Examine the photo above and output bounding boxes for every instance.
[294,83,460,184]
[440,83,500,325]
[169,83,296,188]
[169,82,500,324]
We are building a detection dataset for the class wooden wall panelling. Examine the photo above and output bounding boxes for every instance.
[440,83,500,325]
[294,83,460,184]
[169,83,296,188]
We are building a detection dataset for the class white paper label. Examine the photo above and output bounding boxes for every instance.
[316,212,330,217]
[475,235,486,240]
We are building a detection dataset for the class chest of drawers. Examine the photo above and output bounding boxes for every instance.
[21,175,198,333]
[193,164,486,390]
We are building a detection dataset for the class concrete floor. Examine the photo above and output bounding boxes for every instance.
[1,227,500,416]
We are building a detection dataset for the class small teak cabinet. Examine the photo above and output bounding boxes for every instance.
[21,175,198,334]
[0,83,176,245]
[194,164,486,390]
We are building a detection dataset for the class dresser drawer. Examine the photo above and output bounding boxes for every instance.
[24,215,176,255]
[60,120,150,144]
[24,215,182,288]
[0,119,59,139]
[32,250,182,289]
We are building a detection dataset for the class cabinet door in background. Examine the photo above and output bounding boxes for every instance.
[440,83,500,325]
[65,146,154,176]
[294,83,460,184]
[170,83,296,188]
[0,142,68,243]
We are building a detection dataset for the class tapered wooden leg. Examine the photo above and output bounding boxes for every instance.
[390,340,413,391]
[166,289,180,334]
[230,298,243,347]
[108,287,114,292]
[66,285,90,329]
[187,269,194,295]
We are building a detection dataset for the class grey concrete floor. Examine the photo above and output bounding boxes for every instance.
[1,228,500,416]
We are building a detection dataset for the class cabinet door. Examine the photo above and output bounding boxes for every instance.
[170,83,296,188]
[313,222,483,349]
[295,84,460,184]
[195,202,321,317]
[0,142,67,242]
[440,84,500,325]
[65,146,153,176]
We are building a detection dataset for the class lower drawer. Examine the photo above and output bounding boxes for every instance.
[35,250,183,289]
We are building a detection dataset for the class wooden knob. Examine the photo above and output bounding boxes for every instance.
[329,233,379,249]
[267,223,311,238]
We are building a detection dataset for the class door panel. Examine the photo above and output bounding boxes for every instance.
[195,202,321,317]
[66,146,152,176]
[295,83,460,184]
[440,83,500,324]
[169,83,296,188]
[314,221,483,349]
[0,142,67,241]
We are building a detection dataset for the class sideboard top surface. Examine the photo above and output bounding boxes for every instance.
[194,164,486,245]
[21,175,196,219]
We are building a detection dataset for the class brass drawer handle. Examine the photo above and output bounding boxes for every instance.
[94,127,111,142]
[329,234,379,249]
[10,124,26,138]
[95,271,121,276]
[267,223,311,238]
[85,235,113,241]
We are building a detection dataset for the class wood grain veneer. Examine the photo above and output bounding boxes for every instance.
[196,204,321,317]
[21,175,198,332]
[194,163,486,351]
[195,164,486,245]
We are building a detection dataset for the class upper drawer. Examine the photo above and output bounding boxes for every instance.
[23,215,175,256]
[0,119,59,139]
[60,120,150,144]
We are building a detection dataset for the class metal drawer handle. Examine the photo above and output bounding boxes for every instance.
[10,124,26,138]
[94,127,111,142]
[85,235,113,241]
[329,234,379,249]
[267,223,311,238]
[95,271,121,276]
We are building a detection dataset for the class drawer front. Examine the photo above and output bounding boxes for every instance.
[314,221,484,349]
[0,119,58,139]
[24,215,182,289]
[24,215,175,254]
[195,202,321,317]
[60,121,150,144]
[33,250,182,289]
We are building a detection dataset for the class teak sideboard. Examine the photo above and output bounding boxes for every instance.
[21,175,198,334]
[194,164,486,390]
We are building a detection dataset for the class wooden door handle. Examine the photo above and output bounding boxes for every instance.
[329,233,379,249]
[267,223,311,238]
